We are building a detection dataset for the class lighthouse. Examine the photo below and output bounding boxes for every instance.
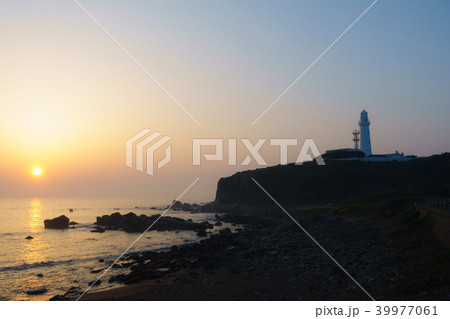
[359,109,372,156]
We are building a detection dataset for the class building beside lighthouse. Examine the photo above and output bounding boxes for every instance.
[323,109,416,162]
[359,109,371,156]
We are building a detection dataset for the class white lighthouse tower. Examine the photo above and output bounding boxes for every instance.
[359,109,372,156]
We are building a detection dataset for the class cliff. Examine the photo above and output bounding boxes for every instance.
[215,153,450,206]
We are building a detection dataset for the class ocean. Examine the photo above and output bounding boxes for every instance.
[0,198,227,301]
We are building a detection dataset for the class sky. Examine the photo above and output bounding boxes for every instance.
[0,0,449,203]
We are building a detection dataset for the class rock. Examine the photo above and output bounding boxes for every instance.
[44,215,69,229]
[214,221,222,226]
[91,268,104,274]
[95,212,209,233]
[69,209,73,212]
[63,287,81,299]
[26,287,48,295]
[98,258,104,263]
[91,226,105,233]
[68,221,78,225]
[181,203,192,211]
[108,276,117,283]
[25,235,34,240]
[114,274,127,282]
[49,295,64,301]
[171,200,183,211]
[196,229,207,237]
[88,279,101,286]
[219,228,232,235]
[200,203,218,213]
[201,221,214,229]
[36,274,43,277]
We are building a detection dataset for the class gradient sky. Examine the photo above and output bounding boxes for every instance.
[1,0,449,202]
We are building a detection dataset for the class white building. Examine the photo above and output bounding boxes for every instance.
[359,109,372,156]
[323,110,417,162]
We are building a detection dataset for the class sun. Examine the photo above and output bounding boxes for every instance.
[32,167,42,176]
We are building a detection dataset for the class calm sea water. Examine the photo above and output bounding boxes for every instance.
[0,198,226,301]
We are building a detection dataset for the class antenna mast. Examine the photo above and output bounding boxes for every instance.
[352,129,360,149]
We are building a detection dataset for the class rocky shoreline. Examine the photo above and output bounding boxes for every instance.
[95,212,213,235]
[49,201,447,301]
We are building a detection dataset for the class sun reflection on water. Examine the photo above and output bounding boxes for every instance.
[26,198,42,234]
[22,198,49,266]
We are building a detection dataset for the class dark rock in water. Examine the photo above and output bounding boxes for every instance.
[114,274,127,282]
[190,203,200,213]
[88,279,101,286]
[63,287,81,299]
[25,235,34,240]
[201,221,214,229]
[49,295,64,301]
[196,229,207,237]
[26,287,48,295]
[44,215,69,229]
[91,268,104,274]
[219,228,232,235]
[171,200,183,210]
[36,274,43,277]
[200,203,218,213]
[181,203,192,211]
[68,221,78,225]
[108,276,117,283]
[95,212,210,233]
[91,226,105,233]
